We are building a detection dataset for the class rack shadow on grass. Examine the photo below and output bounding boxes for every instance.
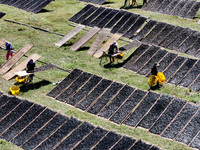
[37,9,52,13]
[102,1,115,4]
[19,80,51,92]
[78,46,90,51]
[63,42,74,47]
[103,62,124,68]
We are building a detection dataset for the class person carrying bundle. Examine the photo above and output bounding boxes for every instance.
[148,63,165,90]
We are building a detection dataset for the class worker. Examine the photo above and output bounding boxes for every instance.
[151,63,161,89]
[108,41,118,63]
[151,62,159,75]
[5,42,13,60]
[27,59,35,82]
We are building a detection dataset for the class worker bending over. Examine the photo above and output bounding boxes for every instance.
[108,41,119,63]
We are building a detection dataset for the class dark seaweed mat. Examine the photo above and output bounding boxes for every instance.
[168,59,197,85]
[0,92,2,96]
[149,98,186,135]
[138,49,167,76]
[66,75,102,106]
[163,0,179,14]
[17,0,35,8]
[157,0,173,13]
[35,117,82,150]
[112,136,136,150]
[167,28,193,50]
[31,0,53,13]
[178,60,200,87]
[105,10,126,29]
[14,0,29,9]
[141,22,167,44]
[97,9,119,28]
[123,91,160,127]
[98,85,135,119]
[0,95,10,108]
[190,75,200,92]
[89,8,111,27]
[76,79,112,111]
[88,82,123,115]
[56,72,92,102]
[149,0,164,12]
[161,103,199,139]
[0,97,21,120]
[0,100,33,134]
[123,17,147,39]
[170,0,188,16]
[110,89,147,124]
[11,108,57,146]
[7,0,21,6]
[163,56,186,81]
[177,31,199,53]
[139,94,173,129]
[73,127,108,150]
[111,12,133,34]
[92,131,121,150]
[185,2,200,19]
[20,0,36,10]
[47,68,82,98]
[152,52,177,75]
[151,24,175,46]
[142,0,158,10]
[119,40,141,51]
[0,104,45,141]
[176,110,200,145]
[132,20,157,41]
[27,0,52,13]
[179,1,196,18]
[190,132,200,150]
[76,7,99,25]
[130,139,151,150]
[21,114,68,150]
[129,45,160,72]
[123,44,149,69]
[186,37,200,56]
[159,26,184,48]
[0,0,53,13]
[55,122,95,150]
[194,50,200,58]
[84,7,106,27]
[118,14,140,35]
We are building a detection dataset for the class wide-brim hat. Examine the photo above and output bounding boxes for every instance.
[155,63,160,67]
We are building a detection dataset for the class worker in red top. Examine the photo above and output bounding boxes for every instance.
[5,42,13,60]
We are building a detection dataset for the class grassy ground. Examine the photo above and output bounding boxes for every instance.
[0,0,199,149]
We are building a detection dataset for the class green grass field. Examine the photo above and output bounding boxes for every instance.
[0,0,200,149]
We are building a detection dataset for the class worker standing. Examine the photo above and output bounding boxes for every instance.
[5,42,13,60]
[27,59,35,82]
